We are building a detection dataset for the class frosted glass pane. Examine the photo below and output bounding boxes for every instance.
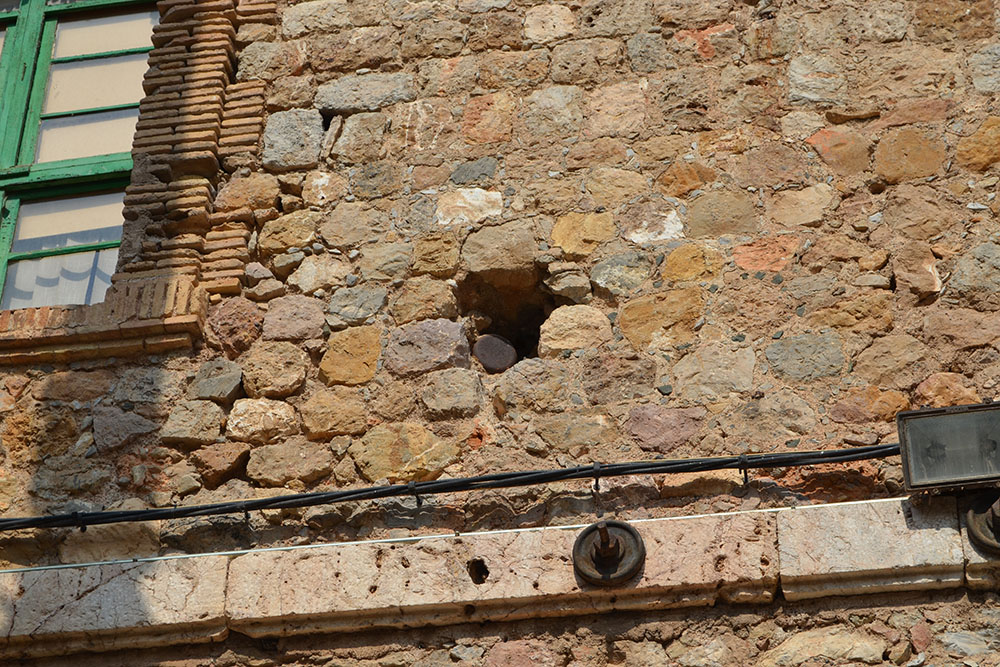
[1,248,117,310]
[42,52,147,114]
[36,107,138,162]
[12,191,123,253]
[53,8,157,58]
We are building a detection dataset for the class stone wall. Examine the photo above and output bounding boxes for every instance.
[3,0,1000,661]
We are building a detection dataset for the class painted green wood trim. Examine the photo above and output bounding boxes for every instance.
[43,0,153,16]
[39,100,137,118]
[49,43,150,63]
[0,195,20,303]
[0,0,44,168]
[15,14,53,166]
[9,238,119,261]
[0,153,131,188]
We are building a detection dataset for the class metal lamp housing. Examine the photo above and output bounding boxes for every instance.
[898,402,1000,492]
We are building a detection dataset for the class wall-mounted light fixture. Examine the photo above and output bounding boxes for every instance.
[898,402,1000,554]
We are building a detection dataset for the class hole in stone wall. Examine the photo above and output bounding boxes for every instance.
[456,269,556,364]
[467,558,490,584]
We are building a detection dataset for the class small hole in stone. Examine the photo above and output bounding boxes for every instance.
[464,604,477,616]
[369,585,378,594]
[456,268,556,367]
[867,180,886,195]
[467,558,490,584]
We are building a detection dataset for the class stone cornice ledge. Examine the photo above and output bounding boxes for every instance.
[0,496,985,659]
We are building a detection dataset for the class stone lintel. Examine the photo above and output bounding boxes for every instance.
[226,511,778,637]
[777,497,964,601]
[0,557,228,659]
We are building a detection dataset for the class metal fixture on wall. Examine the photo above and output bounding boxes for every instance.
[572,520,645,587]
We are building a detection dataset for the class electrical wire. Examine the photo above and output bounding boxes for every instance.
[0,442,900,533]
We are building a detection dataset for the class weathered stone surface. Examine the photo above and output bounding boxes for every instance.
[359,242,412,282]
[956,116,1000,171]
[534,412,618,454]
[402,19,465,58]
[319,326,381,386]
[241,341,309,399]
[300,386,367,438]
[544,265,592,303]
[450,157,498,185]
[384,318,470,378]
[922,308,1000,351]
[893,241,942,299]
[330,112,386,163]
[521,85,584,139]
[258,210,320,258]
[581,352,656,404]
[161,400,225,449]
[462,222,536,283]
[237,40,305,82]
[806,127,870,175]
[227,398,299,444]
[281,0,351,38]
[319,202,387,247]
[524,4,575,43]
[327,285,388,328]
[767,184,835,227]
[765,333,845,381]
[914,372,981,408]
[435,188,503,227]
[950,243,1000,311]
[591,251,653,296]
[661,244,724,283]
[777,497,962,600]
[553,38,623,86]
[584,167,647,208]
[207,297,264,359]
[215,173,280,211]
[190,441,251,489]
[462,91,516,143]
[616,199,683,244]
[413,233,460,277]
[883,183,955,241]
[685,191,757,238]
[315,73,416,114]
[809,292,893,333]
[788,55,845,104]
[655,161,715,198]
[585,81,646,138]
[739,389,816,439]
[550,212,615,257]
[247,439,334,486]
[626,405,705,454]
[733,236,800,273]
[619,288,703,350]
[350,422,459,482]
[33,370,113,402]
[830,385,909,423]
[0,558,227,659]
[288,254,352,294]
[971,44,1000,93]
[262,109,324,172]
[93,407,156,452]
[873,127,946,184]
[226,512,776,637]
[758,627,887,667]
[263,295,326,341]
[854,334,938,389]
[390,276,458,324]
[188,359,243,405]
[672,344,755,401]
[420,368,483,419]
[538,306,612,358]
[494,358,576,415]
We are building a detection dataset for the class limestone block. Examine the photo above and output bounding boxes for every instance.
[226,512,777,637]
[0,558,227,659]
[777,497,963,601]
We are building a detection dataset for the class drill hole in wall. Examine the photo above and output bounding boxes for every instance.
[456,269,556,367]
[467,558,490,584]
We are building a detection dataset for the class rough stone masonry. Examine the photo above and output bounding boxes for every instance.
[4,0,1000,663]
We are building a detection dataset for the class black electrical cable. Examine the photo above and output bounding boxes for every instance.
[0,442,900,533]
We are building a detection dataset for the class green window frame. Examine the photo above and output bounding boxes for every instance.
[0,0,154,310]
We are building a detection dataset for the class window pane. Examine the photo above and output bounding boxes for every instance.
[0,1,17,12]
[1,248,117,310]
[42,52,147,114]
[0,28,5,64]
[36,107,138,162]
[12,191,124,253]
[53,8,157,59]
